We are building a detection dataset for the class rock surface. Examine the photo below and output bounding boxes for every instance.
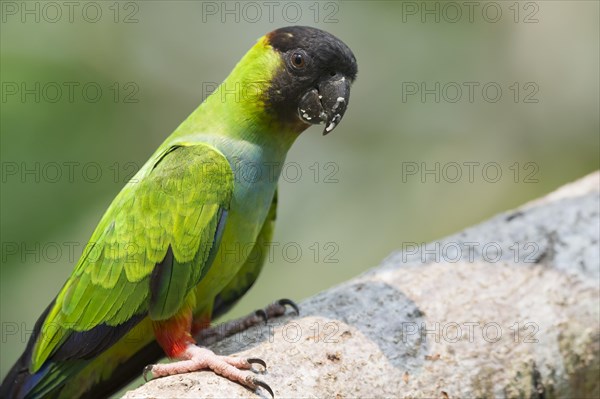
[124,172,599,398]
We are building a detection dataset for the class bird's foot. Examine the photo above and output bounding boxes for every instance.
[143,345,273,397]
[196,299,299,346]
[259,298,300,321]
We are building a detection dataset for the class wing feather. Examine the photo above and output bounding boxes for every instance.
[30,143,234,373]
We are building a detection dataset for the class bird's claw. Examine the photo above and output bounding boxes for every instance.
[247,357,267,373]
[247,376,274,398]
[143,365,153,382]
[275,298,299,315]
[259,298,300,322]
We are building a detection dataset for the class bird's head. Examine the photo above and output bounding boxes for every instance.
[202,26,357,138]
[263,26,358,135]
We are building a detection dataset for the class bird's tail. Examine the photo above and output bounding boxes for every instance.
[0,299,79,399]
[0,347,33,399]
[0,300,56,399]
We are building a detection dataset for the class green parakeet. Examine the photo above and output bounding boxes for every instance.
[0,26,357,398]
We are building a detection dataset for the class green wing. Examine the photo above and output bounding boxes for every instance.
[212,189,277,318]
[31,143,234,373]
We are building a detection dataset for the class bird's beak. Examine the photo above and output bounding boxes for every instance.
[298,73,351,135]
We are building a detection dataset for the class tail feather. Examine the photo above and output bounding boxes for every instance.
[0,349,33,399]
[0,300,60,399]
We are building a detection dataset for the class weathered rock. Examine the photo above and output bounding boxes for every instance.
[124,172,599,399]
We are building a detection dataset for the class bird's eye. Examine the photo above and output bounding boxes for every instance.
[291,52,305,68]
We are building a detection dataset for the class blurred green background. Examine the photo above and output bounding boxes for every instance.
[1,0,598,392]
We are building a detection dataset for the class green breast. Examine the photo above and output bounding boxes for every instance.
[183,134,287,312]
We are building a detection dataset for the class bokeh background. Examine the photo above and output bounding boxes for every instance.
[1,0,598,393]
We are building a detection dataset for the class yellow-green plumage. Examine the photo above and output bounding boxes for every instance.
[31,144,234,372]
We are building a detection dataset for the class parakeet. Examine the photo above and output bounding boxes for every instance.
[0,25,357,398]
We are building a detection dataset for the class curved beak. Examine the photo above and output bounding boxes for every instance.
[298,73,351,135]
